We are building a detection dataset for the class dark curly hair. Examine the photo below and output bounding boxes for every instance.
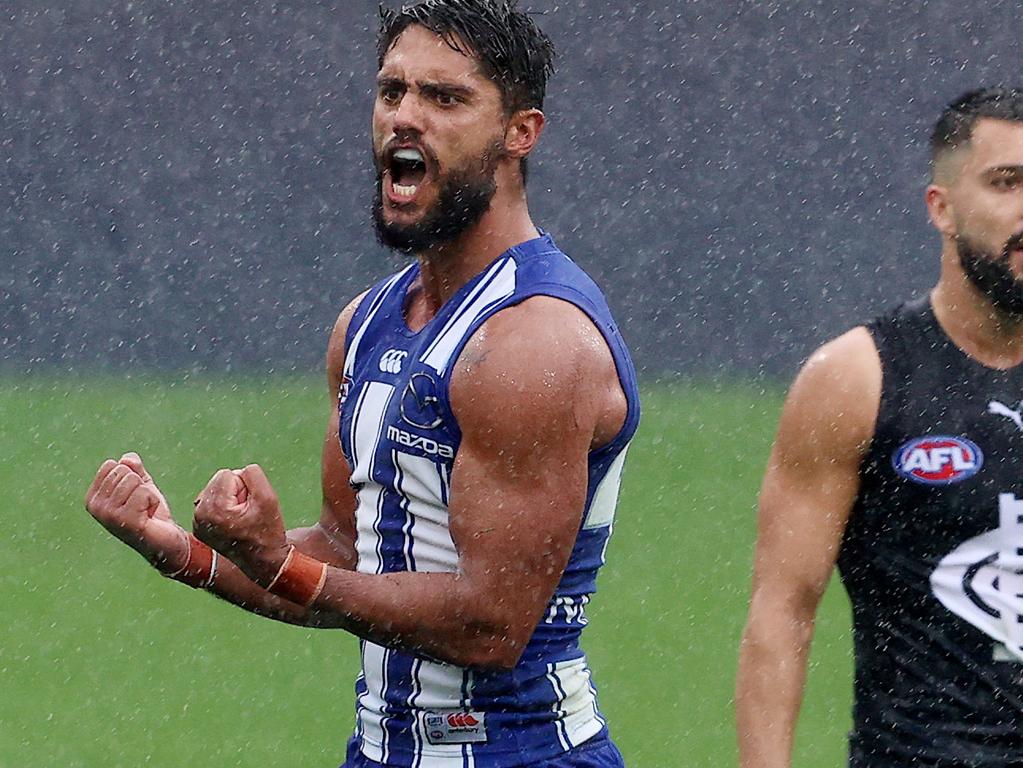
[377,0,556,114]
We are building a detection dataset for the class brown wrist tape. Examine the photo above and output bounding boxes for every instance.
[266,546,328,607]
[160,534,217,589]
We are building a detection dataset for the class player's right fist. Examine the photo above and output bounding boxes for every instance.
[84,455,188,571]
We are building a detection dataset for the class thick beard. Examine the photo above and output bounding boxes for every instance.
[958,234,1023,317]
[373,146,501,254]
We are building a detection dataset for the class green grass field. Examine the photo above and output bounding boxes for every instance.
[0,376,852,767]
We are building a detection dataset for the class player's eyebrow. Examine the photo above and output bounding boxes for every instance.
[986,164,1023,175]
[376,74,476,99]
[420,81,476,100]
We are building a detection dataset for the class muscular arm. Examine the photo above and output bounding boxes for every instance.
[199,296,625,667]
[735,327,880,768]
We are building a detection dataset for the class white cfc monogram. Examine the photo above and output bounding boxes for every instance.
[931,493,1023,661]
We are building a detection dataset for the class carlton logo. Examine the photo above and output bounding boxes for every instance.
[892,435,983,485]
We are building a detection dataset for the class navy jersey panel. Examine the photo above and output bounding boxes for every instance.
[839,297,1023,767]
[335,234,639,768]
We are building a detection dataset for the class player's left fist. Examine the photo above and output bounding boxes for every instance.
[192,464,289,585]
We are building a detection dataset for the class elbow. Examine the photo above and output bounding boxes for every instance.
[459,644,523,671]
[453,619,530,671]
[741,586,819,650]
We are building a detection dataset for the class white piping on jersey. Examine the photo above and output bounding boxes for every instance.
[546,657,605,751]
[420,257,518,375]
[381,648,393,762]
[359,642,390,761]
[461,668,476,768]
[351,382,397,574]
[586,665,607,730]
[392,449,458,573]
[407,657,424,768]
[546,663,572,751]
[583,444,630,530]
[355,651,367,744]
[394,454,415,572]
[345,266,415,379]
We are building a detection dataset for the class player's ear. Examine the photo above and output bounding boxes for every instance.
[925,184,956,238]
[504,108,545,160]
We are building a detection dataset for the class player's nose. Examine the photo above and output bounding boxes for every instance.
[391,92,428,135]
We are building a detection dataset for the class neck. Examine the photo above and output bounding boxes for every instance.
[414,185,539,312]
[931,242,1023,368]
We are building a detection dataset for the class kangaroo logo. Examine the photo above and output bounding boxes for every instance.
[931,493,1023,661]
[988,399,1023,432]
[400,372,444,430]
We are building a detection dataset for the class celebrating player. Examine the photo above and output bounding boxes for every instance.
[84,2,639,767]
[736,87,1023,767]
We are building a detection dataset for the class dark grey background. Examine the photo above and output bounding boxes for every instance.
[3,1,1020,378]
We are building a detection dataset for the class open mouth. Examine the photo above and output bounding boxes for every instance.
[387,147,429,203]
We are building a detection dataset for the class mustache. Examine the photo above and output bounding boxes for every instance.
[1006,231,1023,253]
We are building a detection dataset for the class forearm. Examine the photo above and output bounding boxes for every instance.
[306,567,520,669]
[196,543,525,666]
[181,525,357,627]
[736,596,816,768]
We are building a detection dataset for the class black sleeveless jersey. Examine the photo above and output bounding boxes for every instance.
[839,297,1023,767]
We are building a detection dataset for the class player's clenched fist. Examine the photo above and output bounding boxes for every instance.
[193,464,290,585]
[84,453,189,572]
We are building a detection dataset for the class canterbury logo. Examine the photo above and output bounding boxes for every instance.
[988,399,1023,432]
[446,713,479,728]
[378,349,408,375]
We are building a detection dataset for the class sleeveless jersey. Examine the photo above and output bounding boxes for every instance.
[840,297,1023,767]
[337,234,641,768]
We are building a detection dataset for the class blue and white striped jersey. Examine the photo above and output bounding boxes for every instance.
[338,233,641,767]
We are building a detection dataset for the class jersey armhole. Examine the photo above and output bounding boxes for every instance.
[436,284,641,457]
[861,320,896,473]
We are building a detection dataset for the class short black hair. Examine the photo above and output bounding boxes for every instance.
[931,87,1023,161]
[377,0,556,114]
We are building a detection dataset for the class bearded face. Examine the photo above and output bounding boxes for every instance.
[958,231,1023,317]
[372,138,502,254]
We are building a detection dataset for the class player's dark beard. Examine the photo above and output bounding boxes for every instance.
[958,232,1023,317]
[373,144,501,254]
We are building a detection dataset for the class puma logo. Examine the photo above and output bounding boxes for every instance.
[988,399,1023,432]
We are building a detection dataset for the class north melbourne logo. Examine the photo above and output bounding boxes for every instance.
[931,493,1023,661]
[400,372,444,430]
[378,349,408,375]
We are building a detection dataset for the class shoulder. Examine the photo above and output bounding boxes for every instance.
[797,326,879,391]
[456,295,613,385]
[449,296,617,443]
[780,326,881,456]
[326,291,370,393]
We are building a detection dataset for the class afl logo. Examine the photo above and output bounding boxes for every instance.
[892,435,983,485]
